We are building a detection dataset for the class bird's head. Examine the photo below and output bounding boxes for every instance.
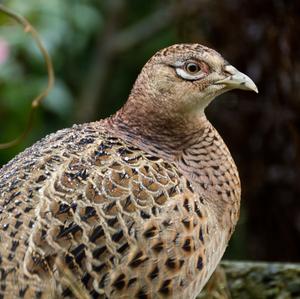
[117,43,257,134]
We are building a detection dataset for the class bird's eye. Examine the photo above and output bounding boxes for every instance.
[175,60,207,80]
[185,62,201,74]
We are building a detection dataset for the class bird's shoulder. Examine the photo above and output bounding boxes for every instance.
[0,120,188,205]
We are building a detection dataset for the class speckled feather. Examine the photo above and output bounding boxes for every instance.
[0,44,245,299]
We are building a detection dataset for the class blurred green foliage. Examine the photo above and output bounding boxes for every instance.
[0,0,102,161]
[0,0,176,162]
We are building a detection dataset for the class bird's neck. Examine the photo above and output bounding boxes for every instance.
[108,103,209,160]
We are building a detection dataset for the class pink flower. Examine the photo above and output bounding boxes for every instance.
[0,38,9,65]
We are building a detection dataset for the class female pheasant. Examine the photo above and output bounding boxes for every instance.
[0,44,257,299]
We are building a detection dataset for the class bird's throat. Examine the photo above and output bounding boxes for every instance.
[108,106,209,161]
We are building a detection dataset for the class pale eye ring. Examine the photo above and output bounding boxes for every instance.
[185,62,201,74]
[175,61,206,80]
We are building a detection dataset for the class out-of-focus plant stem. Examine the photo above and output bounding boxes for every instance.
[0,4,54,149]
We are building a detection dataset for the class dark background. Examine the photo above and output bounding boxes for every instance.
[0,0,299,262]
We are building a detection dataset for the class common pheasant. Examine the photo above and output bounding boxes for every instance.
[0,44,257,299]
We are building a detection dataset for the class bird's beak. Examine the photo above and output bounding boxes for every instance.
[215,65,258,93]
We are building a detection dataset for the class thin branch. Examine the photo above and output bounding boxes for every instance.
[0,4,55,149]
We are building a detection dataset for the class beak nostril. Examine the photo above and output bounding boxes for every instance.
[223,69,232,76]
[223,65,236,76]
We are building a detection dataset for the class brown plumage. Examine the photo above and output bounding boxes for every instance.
[0,44,257,299]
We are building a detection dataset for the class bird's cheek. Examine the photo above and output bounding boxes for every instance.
[197,81,210,92]
[154,76,179,96]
